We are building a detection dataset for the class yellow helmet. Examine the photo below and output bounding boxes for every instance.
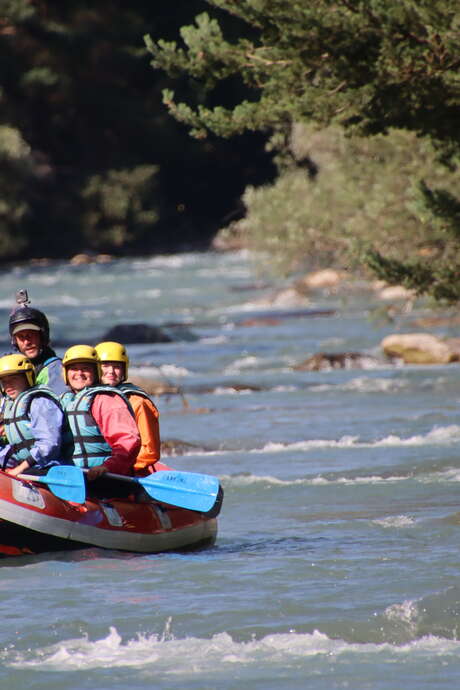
[62,344,101,384]
[0,353,35,388]
[95,341,129,380]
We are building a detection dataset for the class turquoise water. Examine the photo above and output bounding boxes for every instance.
[0,251,460,688]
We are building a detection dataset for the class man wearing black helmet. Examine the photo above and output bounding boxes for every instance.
[9,291,67,395]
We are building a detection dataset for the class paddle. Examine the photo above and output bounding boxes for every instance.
[16,464,222,513]
[18,465,86,504]
[85,468,221,513]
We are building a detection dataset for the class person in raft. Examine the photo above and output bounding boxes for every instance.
[8,288,67,395]
[60,345,140,481]
[95,341,161,476]
[0,354,69,477]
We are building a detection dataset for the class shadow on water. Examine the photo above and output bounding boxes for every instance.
[213,534,329,557]
[0,546,144,568]
[0,540,221,567]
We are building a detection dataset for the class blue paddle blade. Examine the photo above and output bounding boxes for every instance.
[139,470,220,513]
[25,465,86,504]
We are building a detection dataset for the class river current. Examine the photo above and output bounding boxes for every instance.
[0,250,460,689]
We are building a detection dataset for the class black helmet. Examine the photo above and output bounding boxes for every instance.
[9,293,50,348]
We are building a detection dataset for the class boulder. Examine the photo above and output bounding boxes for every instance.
[101,323,173,344]
[378,285,416,301]
[295,269,347,292]
[253,287,310,308]
[160,439,209,456]
[381,333,460,364]
[70,253,93,265]
[294,352,380,371]
[100,322,198,344]
[129,375,178,396]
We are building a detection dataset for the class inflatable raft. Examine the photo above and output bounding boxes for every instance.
[0,465,220,558]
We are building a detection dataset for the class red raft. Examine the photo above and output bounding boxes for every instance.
[0,465,218,558]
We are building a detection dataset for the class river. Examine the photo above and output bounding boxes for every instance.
[0,250,460,689]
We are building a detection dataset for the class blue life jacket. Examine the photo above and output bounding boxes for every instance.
[35,356,67,395]
[63,385,132,468]
[3,387,66,464]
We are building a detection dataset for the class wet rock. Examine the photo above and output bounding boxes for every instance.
[70,253,93,265]
[295,269,347,293]
[410,314,460,328]
[235,309,335,326]
[230,282,273,292]
[260,287,310,308]
[238,317,282,327]
[160,439,208,456]
[69,252,114,266]
[129,375,179,396]
[445,338,460,359]
[381,333,460,364]
[294,352,381,371]
[102,323,173,344]
[30,257,53,267]
[100,323,197,344]
[187,383,263,393]
[377,285,416,301]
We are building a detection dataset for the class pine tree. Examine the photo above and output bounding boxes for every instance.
[147,0,460,301]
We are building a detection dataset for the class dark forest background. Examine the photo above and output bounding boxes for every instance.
[0,1,275,261]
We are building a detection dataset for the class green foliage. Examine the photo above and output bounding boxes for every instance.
[147,1,460,149]
[81,165,159,250]
[365,251,460,302]
[0,126,34,256]
[147,0,460,301]
[235,127,460,285]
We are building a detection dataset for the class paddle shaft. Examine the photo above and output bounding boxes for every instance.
[83,468,220,513]
[19,473,70,488]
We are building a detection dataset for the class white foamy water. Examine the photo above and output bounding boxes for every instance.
[249,425,460,453]
[310,376,408,393]
[373,515,416,528]
[178,425,460,461]
[8,626,460,674]
[220,472,408,488]
[133,364,192,378]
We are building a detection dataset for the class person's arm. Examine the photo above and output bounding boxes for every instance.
[90,394,140,476]
[131,394,161,468]
[6,397,64,476]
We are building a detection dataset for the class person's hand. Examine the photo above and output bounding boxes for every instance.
[6,467,21,477]
[86,465,108,481]
[5,461,29,477]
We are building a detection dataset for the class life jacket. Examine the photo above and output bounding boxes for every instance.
[118,381,152,401]
[59,390,75,408]
[35,355,60,377]
[3,386,71,464]
[63,385,133,468]
[33,347,60,379]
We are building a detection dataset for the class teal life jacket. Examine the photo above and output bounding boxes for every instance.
[63,385,133,468]
[59,390,75,409]
[118,381,151,401]
[3,386,71,464]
